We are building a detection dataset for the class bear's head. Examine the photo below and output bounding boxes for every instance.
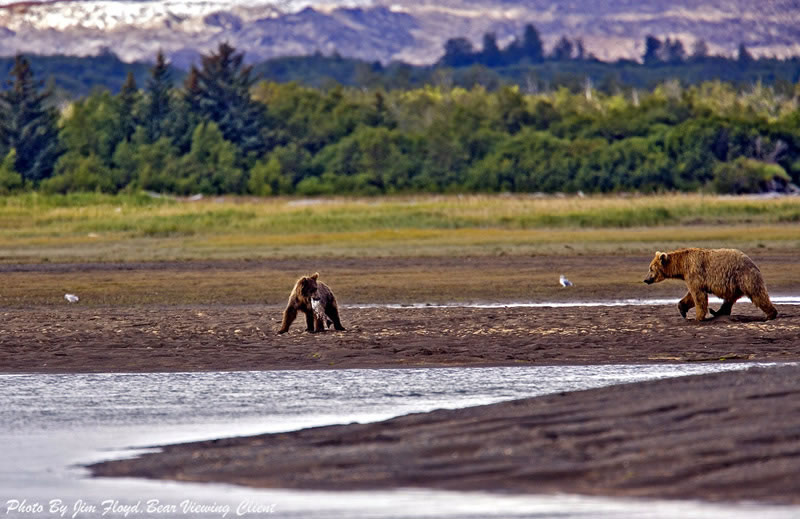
[296,272,320,302]
[644,251,669,284]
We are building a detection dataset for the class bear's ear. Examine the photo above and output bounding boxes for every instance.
[659,252,669,265]
[311,272,319,280]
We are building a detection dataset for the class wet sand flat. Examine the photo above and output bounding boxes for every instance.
[1,254,799,373]
[89,365,800,504]
[0,303,798,373]
[3,254,799,505]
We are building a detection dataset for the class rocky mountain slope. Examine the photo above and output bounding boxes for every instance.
[1,0,798,67]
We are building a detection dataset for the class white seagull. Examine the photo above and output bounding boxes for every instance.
[64,293,79,303]
[559,275,573,288]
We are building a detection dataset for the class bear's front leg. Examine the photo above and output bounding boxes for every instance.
[677,292,695,319]
[278,305,297,334]
[304,309,317,333]
[691,289,709,321]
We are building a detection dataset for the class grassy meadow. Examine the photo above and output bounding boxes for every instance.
[1,192,799,306]
[0,192,799,263]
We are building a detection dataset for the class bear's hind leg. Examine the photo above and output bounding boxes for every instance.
[710,297,738,318]
[327,304,346,331]
[748,288,778,320]
[678,292,695,319]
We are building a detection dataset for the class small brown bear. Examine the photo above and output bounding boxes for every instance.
[278,272,345,334]
[644,248,778,321]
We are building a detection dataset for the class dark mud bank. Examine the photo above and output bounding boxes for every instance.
[90,365,800,504]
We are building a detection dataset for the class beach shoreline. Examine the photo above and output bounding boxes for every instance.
[88,365,800,505]
[0,302,798,373]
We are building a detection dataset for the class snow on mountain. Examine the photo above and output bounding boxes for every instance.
[1,0,799,67]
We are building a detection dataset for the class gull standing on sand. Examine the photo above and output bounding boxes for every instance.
[559,275,573,288]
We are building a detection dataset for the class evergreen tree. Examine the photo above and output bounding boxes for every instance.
[502,37,524,65]
[522,24,544,63]
[690,39,709,61]
[574,39,586,61]
[480,33,502,67]
[0,54,61,183]
[185,42,268,156]
[551,36,574,61]
[440,38,476,67]
[661,38,686,64]
[643,35,662,65]
[144,50,172,143]
[737,43,754,65]
[165,95,201,155]
[117,71,139,142]
[183,66,202,114]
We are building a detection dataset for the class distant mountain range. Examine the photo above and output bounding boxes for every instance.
[1,0,799,68]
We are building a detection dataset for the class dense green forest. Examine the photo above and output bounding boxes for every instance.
[1,38,800,197]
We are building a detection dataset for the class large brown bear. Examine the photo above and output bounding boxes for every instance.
[278,272,345,334]
[644,248,778,321]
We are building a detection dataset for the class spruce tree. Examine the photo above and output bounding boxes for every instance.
[502,37,524,65]
[522,24,544,63]
[574,39,585,60]
[0,54,60,182]
[480,33,502,67]
[0,54,61,183]
[737,43,754,66]
[118,71,139,142]
[183,66,202,114]
[551,36,574,61]
[690,39,709,61]
[643,35,662,65]
[184,42,268,156]
[144,50,172,143]
[440,38,476,67]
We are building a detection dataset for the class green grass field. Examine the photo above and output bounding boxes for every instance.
[1,193,799,262]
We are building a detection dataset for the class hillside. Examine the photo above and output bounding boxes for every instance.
[1,0,799,67]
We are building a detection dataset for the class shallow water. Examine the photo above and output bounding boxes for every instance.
[349,295,800,309]
[2,364,799,519]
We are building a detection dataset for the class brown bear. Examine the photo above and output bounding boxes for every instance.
[644,248,778,321]
[277,272,345,334]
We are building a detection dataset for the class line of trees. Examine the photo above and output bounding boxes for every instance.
[1,43,800,196]
[8,31,800,101]
[440,25,583,68]
[440,25,767,69]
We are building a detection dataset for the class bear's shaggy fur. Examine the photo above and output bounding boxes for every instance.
[644,248,778,321]
[278,272,345,334]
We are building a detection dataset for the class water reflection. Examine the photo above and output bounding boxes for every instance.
[349,295,800,309]
[2,364,797,518]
